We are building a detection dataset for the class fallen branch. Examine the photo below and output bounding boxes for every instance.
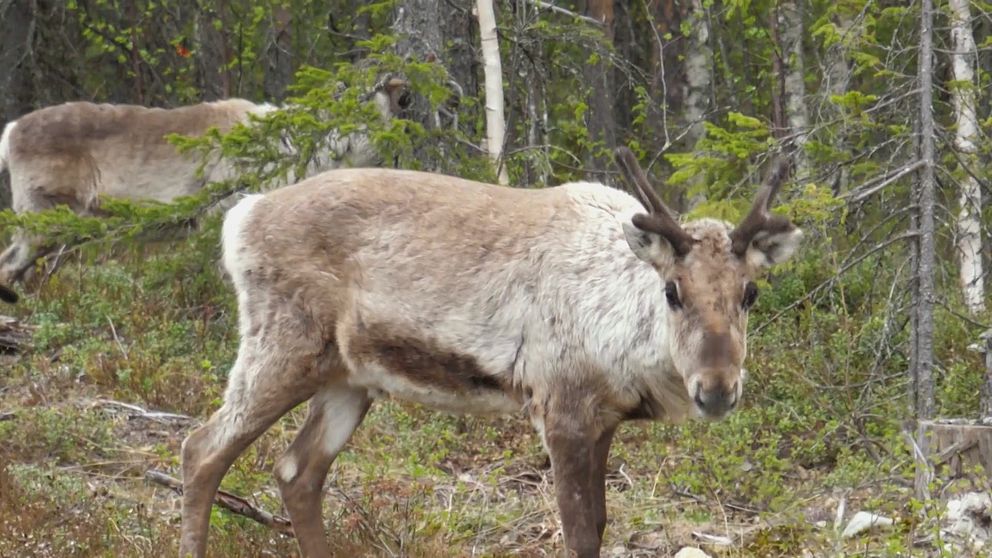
[145,469,294,536]
[91,399,197,425]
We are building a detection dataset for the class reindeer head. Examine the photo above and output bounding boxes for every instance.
[615,147,803,419]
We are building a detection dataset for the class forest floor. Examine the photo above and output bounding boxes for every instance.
[0,247,988,557]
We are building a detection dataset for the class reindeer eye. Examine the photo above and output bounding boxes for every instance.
[664,281,682,309]
[742,282,759,310]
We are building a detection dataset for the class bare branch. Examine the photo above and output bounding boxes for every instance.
[754,230,920,334]
[521,0,604,26]
[145,470,294,536]
[842,159,925,203]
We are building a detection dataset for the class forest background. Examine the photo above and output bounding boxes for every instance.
[1,0,991,556]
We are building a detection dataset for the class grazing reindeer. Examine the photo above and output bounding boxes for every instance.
[179,147,802,558]
[0,78,406,294]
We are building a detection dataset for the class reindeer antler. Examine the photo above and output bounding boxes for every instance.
[614,147,694,257]
[729,155,793,256]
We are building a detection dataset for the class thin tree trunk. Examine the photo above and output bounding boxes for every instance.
[913,0,937,499]
[678,0,713,208]
[981,330,992,418]
[394,0,443,169]
[443,0,478,119]
[642,0,682,151]
[915,0,937,422]
[263,5,293,102]
[683,0,711,150]
[949,0,985,314]
[0,0,36,210]
[0,0,35,119]
[822,12,852,195]
[476,0,508,184]
[769,7,785,139]
[196,0,231,101]
[648,0,683,118]
[779,0,809,177]
[580,0,616,184]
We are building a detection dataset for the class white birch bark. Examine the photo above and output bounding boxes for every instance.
[477,0,509,185]
[683,0,712,207]
[779,0,810,178]
[684,0,711,149]
[949,0,985,313]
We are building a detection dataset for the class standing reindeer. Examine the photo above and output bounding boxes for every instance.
[179,147,802,558]
[0,78,407,294]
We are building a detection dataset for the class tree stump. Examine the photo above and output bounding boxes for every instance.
[915,419,992,497]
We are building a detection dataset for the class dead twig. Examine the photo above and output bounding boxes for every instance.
[522,0,604,26]
[91,398,197,425]
[144,469,294,536]
[841,159,926,203]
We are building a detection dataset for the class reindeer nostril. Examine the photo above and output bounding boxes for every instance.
[694,390,705,409]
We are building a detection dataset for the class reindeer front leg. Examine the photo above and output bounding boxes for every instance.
[539,395,615,558]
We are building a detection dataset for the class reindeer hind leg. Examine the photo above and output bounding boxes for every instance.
[275,382,372,558]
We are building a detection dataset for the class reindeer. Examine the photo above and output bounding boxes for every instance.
[0,78,407,294]
[179,147,802,558]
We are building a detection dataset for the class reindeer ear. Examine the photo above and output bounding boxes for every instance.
[745,225,803,269]
[623,219,675,269]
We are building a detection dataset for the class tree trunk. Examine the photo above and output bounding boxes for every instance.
[981,330,992,419]
[579,0,616,184]
[778,0,809,178]
[640,0,684,150]
[914,0,937,499]
[196,0,232,101]
[683,0,711,150]
[476,0,508,184]
[650,0,683,116]
[0,0,36,210]
[263,5,294,102]
[394,0,444,169]
[949,0,985,314]
[443,0,479,119]
[822,12,852,195]
[672,0,713,209]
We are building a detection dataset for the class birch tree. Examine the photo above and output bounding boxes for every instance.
[683,0,711,150]
[476,0,508,184]
[949,0,985,314]
[778,0,809,178]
